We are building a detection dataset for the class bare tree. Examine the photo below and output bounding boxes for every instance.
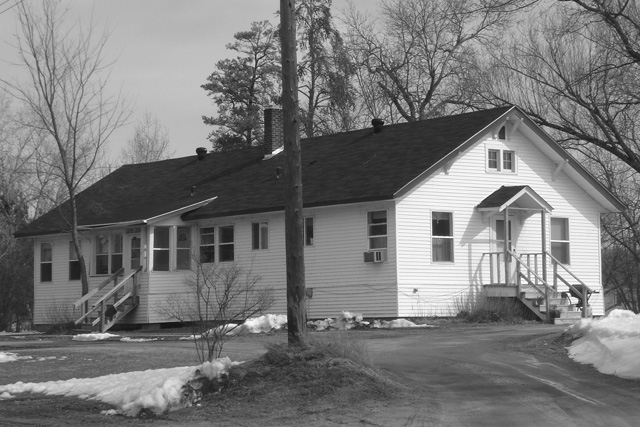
[119,111,174,164]
[159,262,274,363]
[476,1,640,174]
[296,0,356,137]
[2,1,130,298]
[344,0,533,124]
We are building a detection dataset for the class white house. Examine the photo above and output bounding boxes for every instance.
[16,106,624,330]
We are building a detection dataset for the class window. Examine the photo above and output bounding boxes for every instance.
[199,227,215,263]
[252,222,269,250]
[368,211,387,249]
[69,242,81,281]
[176,227,191,270]
[432,212,454,262]
[551,218,570,264]
[40,242,52,282]
[153,227,170,271]
[199,226,234,263]
[130,236,141,270]
[488,149,499,170]
[111,234,123,273]
[503,151,514,171]
[486,147,515,172]
[304,217,314,246]
[95,233,123,275]
[219,225,235,262]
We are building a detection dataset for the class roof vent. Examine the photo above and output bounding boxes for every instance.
[372,118,384,133]
[196,147,208,160]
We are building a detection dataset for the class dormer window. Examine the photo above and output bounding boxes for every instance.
[486,147,516,173]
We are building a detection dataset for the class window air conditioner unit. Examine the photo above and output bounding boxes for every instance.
[364,249,387,263]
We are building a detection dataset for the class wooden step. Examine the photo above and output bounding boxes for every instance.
[554,311,584,325]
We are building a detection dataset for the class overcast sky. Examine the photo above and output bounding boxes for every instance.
[0,0,372,161]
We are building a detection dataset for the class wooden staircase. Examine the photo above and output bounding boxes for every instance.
[484,250,595,325]
[73,266,142,333]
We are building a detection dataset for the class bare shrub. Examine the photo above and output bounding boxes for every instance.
[44,301,76,334]
[451,293,532,323]
[158,262,274,363]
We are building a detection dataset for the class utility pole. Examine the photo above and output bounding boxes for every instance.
[280,0,306,345]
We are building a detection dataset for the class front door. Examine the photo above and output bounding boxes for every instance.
[492,215,518,283]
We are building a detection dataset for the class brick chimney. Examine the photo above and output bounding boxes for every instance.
[264,107,283,157]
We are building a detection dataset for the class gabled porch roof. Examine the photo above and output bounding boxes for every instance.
[476,185,553,214]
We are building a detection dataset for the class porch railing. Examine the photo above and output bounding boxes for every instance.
[483,249,592,318]
[73,266,142,331]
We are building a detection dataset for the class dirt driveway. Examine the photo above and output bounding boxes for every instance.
[2,324,640,426]
[366,324,640,426]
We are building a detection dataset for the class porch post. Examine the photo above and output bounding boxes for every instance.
[504,207,510,286]
[541,209,550,323]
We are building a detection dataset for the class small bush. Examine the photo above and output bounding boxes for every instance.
[44,301,76,334]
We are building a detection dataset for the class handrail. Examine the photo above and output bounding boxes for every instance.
[96,268,140,306]
[545,251,591,318]
[74,266,142,326]
[508,250,555,294]
[73,268,125,309]
[544,251,592,293]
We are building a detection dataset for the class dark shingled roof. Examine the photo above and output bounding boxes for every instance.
[476,186,529,209]
[16,106,513,237]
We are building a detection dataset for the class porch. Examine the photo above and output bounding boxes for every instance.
[476,186,595,324]
[482,250,594,324]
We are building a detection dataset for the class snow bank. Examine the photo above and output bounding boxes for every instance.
[120,337,158,343]
[181,314,288,340]
[372,318,434,329]
[568,309,640,379]
[0,358,235,416]
[307,312,435,331]
[72,333,119,341]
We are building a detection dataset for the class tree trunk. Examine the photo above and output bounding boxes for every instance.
[280,0,307,346]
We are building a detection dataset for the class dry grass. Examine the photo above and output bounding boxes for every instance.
[191,334,403,425]
[451,294,537,323]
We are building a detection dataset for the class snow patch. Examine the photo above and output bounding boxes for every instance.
[0,352,33,363]
[0,358,235,416]
[181,314,287,340]
[120,337,158,343]
[72,333,119,341]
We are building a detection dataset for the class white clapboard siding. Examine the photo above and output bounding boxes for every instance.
[147,202,399,322]
[396,130,606,317]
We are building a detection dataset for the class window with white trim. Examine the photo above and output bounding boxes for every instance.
[40,242,52,282]
[486,147,516,173]
[432,212,454,262]
[199,227,215,263]
[252,222,269,250]
[130,236,141,270]
[153,227,170,271]
[69,241,81,281]
[95,233,123,275]
[219,225,235,262]
[367,211,387,249]
[304,217,314,246]
[551,218,570,264]
[176,226,192,270]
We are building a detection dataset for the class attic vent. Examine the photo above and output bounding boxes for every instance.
[196,147,208,160]
[372,118,384,133]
